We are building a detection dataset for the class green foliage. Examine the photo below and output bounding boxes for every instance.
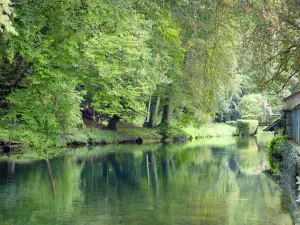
[238,94,272,117]
[183,123,237,138]
[6,79,83,145]
[60,128,163,146]
[0,128,9,141]
[0,0,17,34]
[268,156,280,174]
[174,109,213,128]
[157,124,188,140]
[0,0,296,147]
[225,121,237,127]
[237,0,300,94]
[83,1,162,120]
[268,136,285,158]
[236,120,259,136]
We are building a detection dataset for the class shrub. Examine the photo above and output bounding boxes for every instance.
[157,124,188,141]
[173,133,187,143]
[225,121,237,127]
[0,128,9,141]
[236,120,258,136]
[268,136,285,158]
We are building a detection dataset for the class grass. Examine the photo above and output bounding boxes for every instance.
[1,122,240,149]
[60,127,163,146]
[0,128,9,141]
[182,123,237,138]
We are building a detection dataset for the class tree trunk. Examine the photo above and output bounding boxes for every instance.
[144,96,160,128]
[160,102,172,126]
[145,96,152,123]
[106,115,120,131]
[149,96,160,128]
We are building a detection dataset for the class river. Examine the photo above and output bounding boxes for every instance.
[0,137,295,225]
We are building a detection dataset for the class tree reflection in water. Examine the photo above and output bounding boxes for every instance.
[0,137,295,225]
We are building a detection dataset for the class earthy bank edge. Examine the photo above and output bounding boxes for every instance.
[0,123,243,153]
[0,127,189,153]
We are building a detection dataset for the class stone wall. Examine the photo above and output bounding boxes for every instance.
[280,141,300,224]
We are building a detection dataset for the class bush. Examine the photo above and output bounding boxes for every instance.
[236,120,258,136]
[225,121,237,127]
[0,128,9,141]
[157,124,188,141]
[268,136,285,158]
[173,133,187,143]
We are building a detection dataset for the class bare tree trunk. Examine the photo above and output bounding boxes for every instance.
[106,115,120,131]
[145,96,152,123]
[144,96,160,128]
[160,102,172,126]
[149,96,160,127]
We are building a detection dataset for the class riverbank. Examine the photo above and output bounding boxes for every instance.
[61,127,164,146]
[268,139,300,224]
[182,123,237,138]
[0,123,253,151]
[0,126,189,151]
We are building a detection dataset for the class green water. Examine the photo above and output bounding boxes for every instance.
[0,137,294,225]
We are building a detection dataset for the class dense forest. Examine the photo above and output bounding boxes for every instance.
[0,0,299,147]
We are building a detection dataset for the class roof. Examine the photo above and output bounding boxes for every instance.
[263,119,282,132]
[284,90,300,101]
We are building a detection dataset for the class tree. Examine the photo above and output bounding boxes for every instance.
[81,0,164,130]
[1,0,92,144]
[0,0,17,34]
[238,0,300,94]
[237,94,272,118]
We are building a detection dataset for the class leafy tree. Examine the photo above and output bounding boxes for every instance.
[81,0,165,130]
[1,0,91,144]
[238,0,300,94]
[237,94,272,118]
[0,0,17,34]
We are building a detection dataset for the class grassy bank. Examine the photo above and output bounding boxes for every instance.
[1,122,263,150]
[60,127,163,146]
[0,125,190,148]
[182,123,237,138]
[0,128,9,141]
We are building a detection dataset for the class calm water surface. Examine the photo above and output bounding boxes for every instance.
[0,137,294,225]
